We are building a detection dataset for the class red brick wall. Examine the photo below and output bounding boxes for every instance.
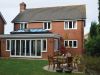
[28,22,43,29]
[0,17,4,34]
[13,20,84,55]
[42,38,54,59]
[0,39,10,57]
[0,17,5,56]
[14,22,43,31]
[14,23,20,31]
[50,21,84,55]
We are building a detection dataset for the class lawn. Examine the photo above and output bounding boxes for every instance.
[0,58,84,75]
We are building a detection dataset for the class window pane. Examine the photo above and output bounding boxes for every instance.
[48,22,50,29]
[73,41,77,47]
[73,21,76,28]
[69,41,72,47]
[7,40,10,50]
[16,40,20,55]
[65,22,68,29]
[37,40,41,56]
[43,40,46,51]
[69,21,72,28]
[11,40,15,55]
[20,24,23,30]
[21,40,25,56]
[44,22,47,29]
[65,41,68,47]
[24,23,27,29]
[20,23,27,30]
[26,40,30,56]
[54,39,58,51]
[31,40,35,56]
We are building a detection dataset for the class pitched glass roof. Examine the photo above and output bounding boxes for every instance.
[11,28,50,34]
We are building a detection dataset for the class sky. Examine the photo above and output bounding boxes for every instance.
[0,0,98,34]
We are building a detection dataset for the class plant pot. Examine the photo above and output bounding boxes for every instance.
[64,66,73,73]
[78,64,85,72]
[56,68,63,73]
[65,70,72,73]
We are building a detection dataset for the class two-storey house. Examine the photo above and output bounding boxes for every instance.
[0,2,86,59]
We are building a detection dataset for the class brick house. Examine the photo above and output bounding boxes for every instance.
[0,12,6,56]
[0,2,86,59]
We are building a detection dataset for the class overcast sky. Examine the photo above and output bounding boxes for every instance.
[0,0,98,34]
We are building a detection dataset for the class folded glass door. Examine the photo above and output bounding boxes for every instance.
[31,40,41,57]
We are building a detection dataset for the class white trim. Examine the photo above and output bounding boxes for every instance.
[0,34,61,39]
[25,40,26,56]
[30,40,31,56]
[20,40,21,56]
[13,19,86,23]
[7,39,47,58]
[15,40,16,56]
[64,40,78,48]
[10,56,42,58]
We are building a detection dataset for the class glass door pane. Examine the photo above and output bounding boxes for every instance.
[11,40,15,55]
[26,40,30,56]
[21,40,25,56]
[31,40,35,56]
[37,40,41,56]
[16,40,20,55]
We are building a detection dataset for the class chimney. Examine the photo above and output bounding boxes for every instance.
[20,2,26,12]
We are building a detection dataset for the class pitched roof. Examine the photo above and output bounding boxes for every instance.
[0,12,6,24]
[12,5,86,23]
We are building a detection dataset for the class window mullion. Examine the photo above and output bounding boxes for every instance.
[47,22,48,29]
[72,21,73,29]
[68,21,69,29]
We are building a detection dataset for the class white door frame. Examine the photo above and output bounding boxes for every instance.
[9,39,42,58]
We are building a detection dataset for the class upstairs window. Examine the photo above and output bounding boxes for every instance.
[64,40,78,48]
[64,21,77,29]
[43,22,51,30]
[20,23,27,30]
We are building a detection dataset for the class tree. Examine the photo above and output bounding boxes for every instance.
[89,22,97,38]
[98,0,100,23]
[97,24,100,34]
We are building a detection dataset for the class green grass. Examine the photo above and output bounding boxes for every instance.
[0,58,84,75]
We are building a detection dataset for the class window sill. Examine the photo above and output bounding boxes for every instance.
[42,51,47,52]
[64,28,77,30]
[6,50,10,51]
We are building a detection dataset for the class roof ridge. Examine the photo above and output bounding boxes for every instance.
[26,4,86,10]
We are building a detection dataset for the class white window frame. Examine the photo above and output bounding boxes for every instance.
[43,22,52,30]
[64,40,78,48]
[64,20,77,30]
[6,40,11,51]
[19,23,28,30]
[41,39,47,52]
